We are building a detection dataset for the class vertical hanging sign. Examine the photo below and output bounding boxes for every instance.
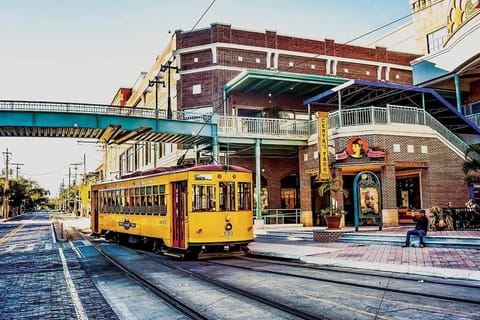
[317,112,330,180]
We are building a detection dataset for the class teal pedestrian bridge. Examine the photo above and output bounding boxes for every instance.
[0,100,216,145]
[0,100,311,158]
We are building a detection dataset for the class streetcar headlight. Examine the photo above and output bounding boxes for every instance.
[225,223,233,231]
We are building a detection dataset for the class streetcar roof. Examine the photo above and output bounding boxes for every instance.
[93,164,251,186]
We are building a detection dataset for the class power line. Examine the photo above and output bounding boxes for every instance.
[186,0,216,34]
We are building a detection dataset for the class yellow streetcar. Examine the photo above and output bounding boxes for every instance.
[91,164,254,258]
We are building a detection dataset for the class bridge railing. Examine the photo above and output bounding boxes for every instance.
[0,100,159,117]
[0,100,222,124]
[0,100,313,142]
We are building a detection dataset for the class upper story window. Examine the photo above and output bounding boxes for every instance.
[471,101,480,114]
[426,27,448,54]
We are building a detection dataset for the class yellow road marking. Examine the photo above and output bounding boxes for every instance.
[0,223,26,246]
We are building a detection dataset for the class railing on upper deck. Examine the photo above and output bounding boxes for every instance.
[218,116,311,139]
[326,104,469,155]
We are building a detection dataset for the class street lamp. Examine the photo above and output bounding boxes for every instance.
[158,56,180,120]
[147,71,166,120]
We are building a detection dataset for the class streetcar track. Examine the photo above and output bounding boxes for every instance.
[142,252,479,320]
[73,228,209,320]
[91,240,329,320]
[203,256,480,305]
[70,229,480,320]
[244,255,480,289]
[82,235,325,320]
[147,253,328,320]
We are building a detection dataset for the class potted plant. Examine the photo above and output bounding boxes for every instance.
[318,177,349,229]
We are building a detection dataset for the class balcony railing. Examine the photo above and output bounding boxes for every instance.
[467,113,480,127]
[327,104,469,155]
[218,116,311,139]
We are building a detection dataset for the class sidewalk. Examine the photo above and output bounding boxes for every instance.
[249,226,480,281]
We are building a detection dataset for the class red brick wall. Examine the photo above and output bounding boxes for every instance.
[228,156,299,209]
[176,24,419,68]
[176,24,419,112]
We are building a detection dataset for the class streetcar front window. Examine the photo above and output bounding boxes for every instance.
[219,181,235,211]
[238,182,252,210]
[192,184,216,211]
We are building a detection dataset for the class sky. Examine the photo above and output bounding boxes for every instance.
[0,0,412,196]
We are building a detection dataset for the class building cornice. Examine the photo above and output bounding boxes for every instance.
[175,42,413,72]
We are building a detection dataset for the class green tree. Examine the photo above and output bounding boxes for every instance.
[0,177,51,214]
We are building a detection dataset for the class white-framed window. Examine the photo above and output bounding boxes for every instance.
[193,84,201,95]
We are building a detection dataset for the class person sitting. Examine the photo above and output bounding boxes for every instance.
[402,209,428,248]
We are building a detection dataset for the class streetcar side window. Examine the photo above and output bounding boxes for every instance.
[146,186,153,215]
[192,184,216,212]
[140,187,146,215]
[159,185,167,216]
[128,188,135,213]
[115,189,121,213]
[151,184,167,216]
[238,182,252,210]
[134,187,141,215]
[219,182,235,211]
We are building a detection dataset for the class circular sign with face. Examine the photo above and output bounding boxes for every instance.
[346,137,369,158]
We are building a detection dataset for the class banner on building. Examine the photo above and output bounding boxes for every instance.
[317,112,330,180]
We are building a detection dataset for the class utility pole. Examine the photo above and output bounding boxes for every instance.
[70,162,82,216]
[2,148,12,219]
[68,167,71,214]
[11,163,24,178]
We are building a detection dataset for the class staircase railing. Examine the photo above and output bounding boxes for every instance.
[327,104,468,156]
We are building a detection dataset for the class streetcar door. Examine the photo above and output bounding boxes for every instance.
[171,181,187,248]
[91,190,99,233]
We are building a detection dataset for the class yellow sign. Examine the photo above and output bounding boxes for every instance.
[317,112,330,180]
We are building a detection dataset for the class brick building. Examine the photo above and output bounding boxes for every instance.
[108,16,479,228]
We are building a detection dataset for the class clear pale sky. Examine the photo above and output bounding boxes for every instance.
[0,0,411,196]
